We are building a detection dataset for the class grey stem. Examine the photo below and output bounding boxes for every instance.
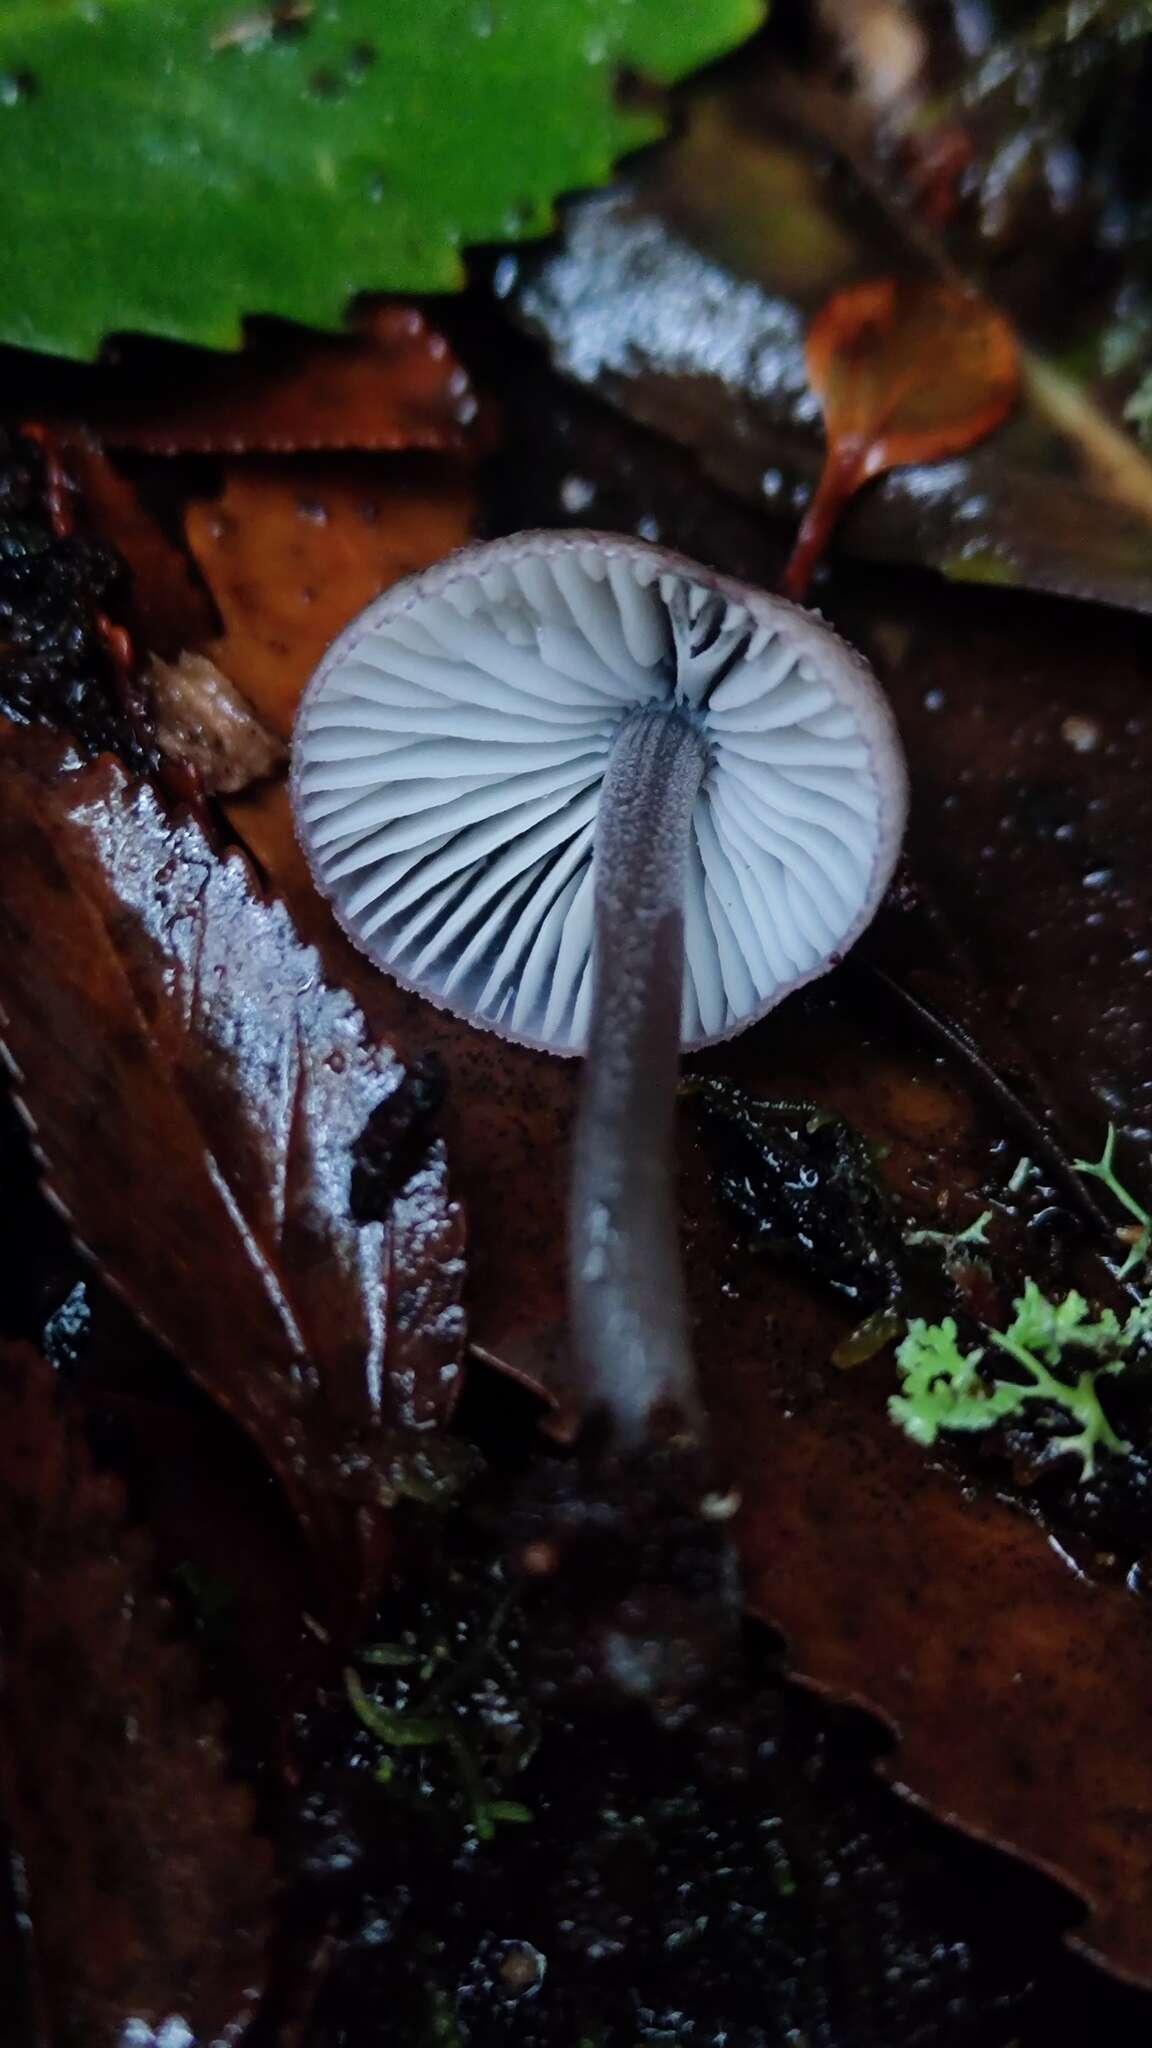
[569,702,710,1448]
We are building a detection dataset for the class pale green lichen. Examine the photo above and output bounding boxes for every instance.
[890,1281,1152,1477]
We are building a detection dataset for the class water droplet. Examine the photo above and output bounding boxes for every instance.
[1061,713,1100,753]
[0,70,35,106]
[492,254,519,298]
[560,474,596,515]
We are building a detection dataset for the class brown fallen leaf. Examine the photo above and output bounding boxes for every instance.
[150,649,285,795]
[776,279,1018,601]
[44,308,482,457]
[736,1387,1152,1988]
[184,458,476,737]
[0,1341,271,2045]
[0,723,467,1590]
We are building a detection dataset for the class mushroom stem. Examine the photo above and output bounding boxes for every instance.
[569,702,710,1446]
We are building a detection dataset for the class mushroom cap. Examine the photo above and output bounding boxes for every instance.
[291,531,907,1055]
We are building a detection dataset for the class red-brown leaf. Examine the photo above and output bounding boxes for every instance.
[49,308,482,457]
[0,1341,271,2045]
[783,279,1019,599]
[736,1387,1152,1987]
[0,724,467,1585]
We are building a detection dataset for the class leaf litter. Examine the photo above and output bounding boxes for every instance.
[6,243,1147,2031]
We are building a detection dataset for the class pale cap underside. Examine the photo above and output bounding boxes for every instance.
[291,532,907,1054]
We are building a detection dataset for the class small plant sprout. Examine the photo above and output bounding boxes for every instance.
[1074,1124,1152,1280]
[292,533,907,1476]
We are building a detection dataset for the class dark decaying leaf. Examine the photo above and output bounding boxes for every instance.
[685,1075,907,1330]
[782,279,1019,599]
[61,439,218,659]
[0,723,467,1587]
[0,1341,271,2046]
[41,309,482,457]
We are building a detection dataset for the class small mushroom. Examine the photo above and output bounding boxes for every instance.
[291,532,906,1460]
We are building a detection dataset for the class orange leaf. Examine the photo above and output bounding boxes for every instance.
[783,279,1019,601]
[185,459,476,738]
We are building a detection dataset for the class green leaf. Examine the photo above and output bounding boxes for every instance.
[0,0,765,358]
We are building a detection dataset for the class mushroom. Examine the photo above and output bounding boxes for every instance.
[291,531,906,1470]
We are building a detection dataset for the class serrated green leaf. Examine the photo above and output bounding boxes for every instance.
[0,0,764,358]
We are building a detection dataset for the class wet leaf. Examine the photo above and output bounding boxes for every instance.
[511,73,1152,613]
[50,310,482,457]
[782,279,1020,599]
[0,723,467,1585]
[0,1341,271,2045]
[184,459,476,737]
[226,776,576,1407]
[0,0,763,359]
